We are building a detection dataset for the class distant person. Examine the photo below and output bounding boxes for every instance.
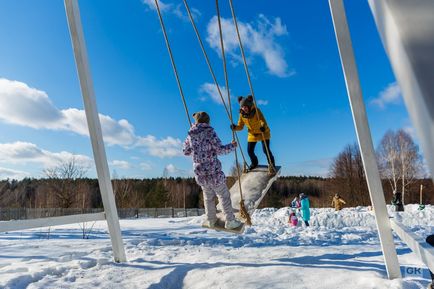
[183,111,242,230]
[291,196,301,210]
[299,193,310,226]
[230,95,275,172]
[331,194,347,211]
[427,234,434,289]
[291,196,301,221]
[391,190,404,212]
[288,210,298,227]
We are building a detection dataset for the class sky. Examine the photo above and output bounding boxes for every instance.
[0,0,415,180]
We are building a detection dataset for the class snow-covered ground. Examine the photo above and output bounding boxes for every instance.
[0,205,433,289]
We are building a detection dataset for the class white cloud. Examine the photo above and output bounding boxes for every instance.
[163,163,193,177]
[140,162,152,171]
[0,78,182,158]
[199,82,231,105]
[136,136,182,158]
[0,167,31,180]
[198,83,269,106]
[371,82,401,108]
[142,0,200,22]
[110,160,131,170]
[143,0,171,12]
[173,4,201,22]
[61,108,136,146]
[165,163,177,173]
[0,78,62,128]
[257,99,269,106]
[206,14,294,78]
[0,141,93,168]
[0,78,136,146]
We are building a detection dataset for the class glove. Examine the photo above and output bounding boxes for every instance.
[260,126,266,132]
[230,124,237,130]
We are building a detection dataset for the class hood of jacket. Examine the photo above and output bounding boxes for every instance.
[240,107,257,119]
[188,123,213,136]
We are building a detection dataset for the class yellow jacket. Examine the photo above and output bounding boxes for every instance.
[233,107,271,142]
[331,196,346,211]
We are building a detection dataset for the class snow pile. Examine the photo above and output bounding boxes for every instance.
[258,204,433,230]
[0,205,433,289]
[391,204,434,227]
[240,204,433,247]
[136,205,433,248]
[259,206,378,228]
[389,204,434,239]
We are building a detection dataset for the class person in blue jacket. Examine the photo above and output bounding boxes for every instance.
[299,193,310,226]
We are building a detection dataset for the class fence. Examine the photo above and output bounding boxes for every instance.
[117,208,205,219]
[0,208,205,221]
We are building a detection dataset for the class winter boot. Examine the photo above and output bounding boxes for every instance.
[247,163,258,172]
[202,219,217,228]
[225,219,243,230]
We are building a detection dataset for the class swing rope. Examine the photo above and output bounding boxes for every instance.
[182,0,248,170]
[156,0,251,225]
[154,0,192,127]
[228,0,275,174]
[183,0,250,225]
[215,0,251,225]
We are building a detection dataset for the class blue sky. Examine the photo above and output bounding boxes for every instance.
[0,0,413,179]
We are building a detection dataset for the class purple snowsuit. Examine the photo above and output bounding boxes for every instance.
[183,123,236,221]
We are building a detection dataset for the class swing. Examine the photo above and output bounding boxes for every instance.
[154,0,281,232]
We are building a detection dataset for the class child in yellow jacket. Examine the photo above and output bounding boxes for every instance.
[231,95,275,171]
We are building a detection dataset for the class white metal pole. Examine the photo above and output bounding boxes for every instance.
[329,0,401,279]
[0,213,106,233]
[368,0,434,185]
[64,0,126,262]
[390,219,434,273]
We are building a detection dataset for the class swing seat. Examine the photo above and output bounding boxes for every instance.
[207,165,281,233]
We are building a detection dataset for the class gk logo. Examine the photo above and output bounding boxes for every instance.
[404,267,423,276]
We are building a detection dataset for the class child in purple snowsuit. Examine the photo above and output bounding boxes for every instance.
[183,111,242,230]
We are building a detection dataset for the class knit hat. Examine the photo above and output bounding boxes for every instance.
[192,111,210,124]
[238,95,254,108]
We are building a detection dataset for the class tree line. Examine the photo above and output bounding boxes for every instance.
[0,129,432,209]
[1,175,431,210]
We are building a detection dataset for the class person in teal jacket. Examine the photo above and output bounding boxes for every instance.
[299,193,310,226]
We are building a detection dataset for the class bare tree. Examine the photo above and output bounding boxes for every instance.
[377,129,423,204]
[43,157,88,208]
[112,171,134,208]
[329,143,368,205]
[44,157,87,180]
[397,130,423,204]
[377,131,400,194]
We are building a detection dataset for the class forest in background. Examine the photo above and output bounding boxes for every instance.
[1,128,432,209]
[0,176,432,210]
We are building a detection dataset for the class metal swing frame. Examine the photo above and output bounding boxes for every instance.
[330,0,434,279]
[1,0,126,263]
[2,0,434,275]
